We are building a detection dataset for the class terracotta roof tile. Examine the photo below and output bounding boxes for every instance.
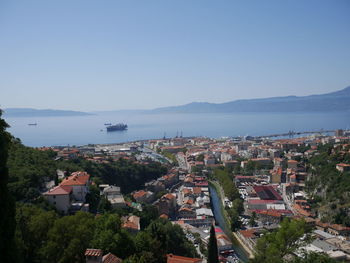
[102,252,122,263]
[44,185,72,195]
[85,249,103,257]
[166,254,202,263]
[60,172,90,186]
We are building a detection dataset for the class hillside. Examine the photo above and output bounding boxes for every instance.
[3,108,92,117]
[152,86,350,113]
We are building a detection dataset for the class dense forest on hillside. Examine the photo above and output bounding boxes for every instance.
[305,143,350,226]
[15,204,198,263]
[6,140,167,203]
[7,139,57,201]
[58,157,167,194]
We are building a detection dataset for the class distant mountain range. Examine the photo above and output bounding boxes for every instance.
[151,86,350,113]
[3,108,92,117]
[3,86,350,116]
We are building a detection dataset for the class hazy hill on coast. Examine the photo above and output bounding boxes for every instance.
[151,86,350,113]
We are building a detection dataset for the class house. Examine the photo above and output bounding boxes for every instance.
[287,160,298,170]
[133,190,154,203]
[156,193,177,217]
[103,185,121,195]
[85,249,122,263]
[166,254,202,263]
[145,180,165,192]
[204,154,215,166]
[122,215,140,234]
[184,177,194,187]
[85,249,103,263]
[336,163,350,173]
[270,167,283,184]
[250,158,272,167]
[253,185,283,200]
[273,158,283,167]
[60,171,90,202]
[195,208,214,218]
[102,253,122,263]
[43,185,73,214]
[178,207,196,218]
[161,173,179,188]
[103,185,126,208]
[223,160,239,169]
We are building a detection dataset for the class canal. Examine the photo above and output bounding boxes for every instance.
[209,183,249,262]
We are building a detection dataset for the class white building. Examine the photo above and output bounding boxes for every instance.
[60,171,90,202]
[44,185,73,214]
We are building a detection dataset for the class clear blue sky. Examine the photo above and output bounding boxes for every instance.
[1,0,349,111]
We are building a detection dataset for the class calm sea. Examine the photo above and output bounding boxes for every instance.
[4,111,350,147]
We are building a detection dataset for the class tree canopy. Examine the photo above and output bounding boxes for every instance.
[250,218,312,263]
[0,110,17,263]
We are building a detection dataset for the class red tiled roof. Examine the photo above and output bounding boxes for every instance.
[163,193,176,200]
[44,185,72,195]
[85,249,103,257]
[133,190,147,198]
[102,252,122,263]
[293,204,312,217]
[160,214,169,219]
[179,207,193,212]
[193,187,202,194]
[337,163,350,167]
[60,172,90,186]
[122,215,140,231]
[215,227,223,233]
[253,209,293,217]
[183,188,192,195]
[184,199,194,205]
[239,229,256,239]
[253,185,282,200]
[166,254,202,263]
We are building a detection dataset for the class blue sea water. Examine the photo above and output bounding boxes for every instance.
[4,111,350,147]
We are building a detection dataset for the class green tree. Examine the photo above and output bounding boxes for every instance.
[249,212,257,227]
[98,196,112,213]
[90,213,121,255]
[41,212,95,263]
[15,204,57,263]
[145,219,198,262]
[0,110,17,263]
[245,160,256,174]
[196,154,205,162]
[85,184,101,213]
[250,218,312,263]
[207,225,219,263]
[231,198,244,214]
[227,208,241,231]
[136,204,159,229]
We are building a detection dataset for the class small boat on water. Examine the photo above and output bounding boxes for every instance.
[106,123,128,132]
[28,123,37,126]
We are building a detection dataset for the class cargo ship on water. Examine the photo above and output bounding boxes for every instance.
[106,123,128,132]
